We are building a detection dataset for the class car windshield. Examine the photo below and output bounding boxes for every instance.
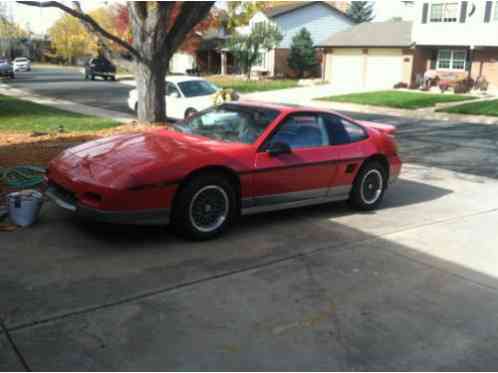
[177,80,218,98]
[175,104,280,144]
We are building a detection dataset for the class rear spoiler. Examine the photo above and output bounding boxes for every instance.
[357,120,396,135]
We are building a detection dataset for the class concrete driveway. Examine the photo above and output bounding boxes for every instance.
[2,112,498,370]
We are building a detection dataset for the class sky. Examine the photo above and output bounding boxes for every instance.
[5,1,412,35]
[6,0,114,34]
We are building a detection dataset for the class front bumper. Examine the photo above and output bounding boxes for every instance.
[14,65,28,71]
[0,70,13,76]
[45,183,170,226]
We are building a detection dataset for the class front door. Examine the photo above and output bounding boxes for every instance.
[252,113,340,207]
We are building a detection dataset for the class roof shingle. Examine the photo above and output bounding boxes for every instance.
[318,21,413,48]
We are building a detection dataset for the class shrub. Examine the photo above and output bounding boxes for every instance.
[288,28,318,79]
[439,80,450,93]
[454,77,474,94]
[477,77,489,92]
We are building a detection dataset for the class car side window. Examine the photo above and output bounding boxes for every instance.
[269,114,329,149]
[166,82,181,97]
[322,114,368,145]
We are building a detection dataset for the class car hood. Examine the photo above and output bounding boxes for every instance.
[51,129,241,189]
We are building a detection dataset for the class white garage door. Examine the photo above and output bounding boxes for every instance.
[329,49,363,89]
[365,49,403,89]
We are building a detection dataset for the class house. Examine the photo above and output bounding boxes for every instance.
[243,1,355,78]
[411,1,498,89]
[321,1,498,91]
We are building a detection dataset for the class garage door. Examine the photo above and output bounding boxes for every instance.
[329,49,363,89]
[365,49,403,89]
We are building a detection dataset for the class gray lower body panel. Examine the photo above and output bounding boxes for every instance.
[241,185,352,215]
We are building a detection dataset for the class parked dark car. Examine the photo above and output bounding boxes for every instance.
[0,58,15,79]
[84,56,116,81]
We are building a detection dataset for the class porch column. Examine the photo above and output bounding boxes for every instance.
[220,51,227,75]
[467,46,474,79]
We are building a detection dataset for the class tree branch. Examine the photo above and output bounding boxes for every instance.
[17,1,141,60]
[165,1,215,59]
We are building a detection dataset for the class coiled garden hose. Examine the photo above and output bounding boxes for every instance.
[0,166,46,189]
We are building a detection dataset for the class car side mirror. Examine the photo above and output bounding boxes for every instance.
[267,142,292,156]
[169,91,180,98]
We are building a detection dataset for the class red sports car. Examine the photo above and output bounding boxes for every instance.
[46,101,401,240]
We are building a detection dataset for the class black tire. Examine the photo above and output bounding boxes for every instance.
[110,75,116,81]
[184,108,197,119]
[104,76,108,81]
[172,174,237,240]
[10,74,15,79]
[91,75,95,81]
[349,161,387,211]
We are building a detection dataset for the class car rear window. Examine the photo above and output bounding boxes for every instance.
[178,80,218,98]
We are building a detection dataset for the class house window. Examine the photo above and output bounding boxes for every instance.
[437,49,467,70]
[494,1,498,21]
[430,2,458,22]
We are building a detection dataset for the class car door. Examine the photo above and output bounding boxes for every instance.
[321,113,370,189]
[252,113,340,207]
[165,81,184,119]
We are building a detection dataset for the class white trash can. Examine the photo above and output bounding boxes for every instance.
[6,190,44,227]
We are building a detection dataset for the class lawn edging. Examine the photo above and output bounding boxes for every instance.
[311,99,498,126]
[437,98,498,117]
[317,90,476,110]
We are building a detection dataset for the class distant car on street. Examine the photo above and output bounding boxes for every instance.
[0,58,14,79]
[128,76,222,120]
[13,57,31,72]
[83,56,116,81]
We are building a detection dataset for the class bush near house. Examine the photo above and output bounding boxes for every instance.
[318,91,476,109]
[288,28,318,79]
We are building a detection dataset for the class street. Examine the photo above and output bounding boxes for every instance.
[8,65,134,114]
[2,66,498,370]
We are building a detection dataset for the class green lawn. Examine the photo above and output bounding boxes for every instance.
[207,76,299,93]
[317,90,476,110]
[0,94,118,133]
[438,99,498,117]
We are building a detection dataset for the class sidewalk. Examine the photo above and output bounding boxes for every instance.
[0,83,135,123]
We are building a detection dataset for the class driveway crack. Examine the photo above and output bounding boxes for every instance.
[1,320,31,371]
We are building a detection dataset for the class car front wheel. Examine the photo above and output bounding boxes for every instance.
[349,161,387,211]
[173,174,237,240]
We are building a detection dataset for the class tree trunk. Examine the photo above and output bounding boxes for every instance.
[135,60,167,123]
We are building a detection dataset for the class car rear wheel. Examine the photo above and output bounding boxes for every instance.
[91,75,95,81]
[349,161,387,211]
[173,174,237,240]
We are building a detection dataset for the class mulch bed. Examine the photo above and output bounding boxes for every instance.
[0,122,166,169]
